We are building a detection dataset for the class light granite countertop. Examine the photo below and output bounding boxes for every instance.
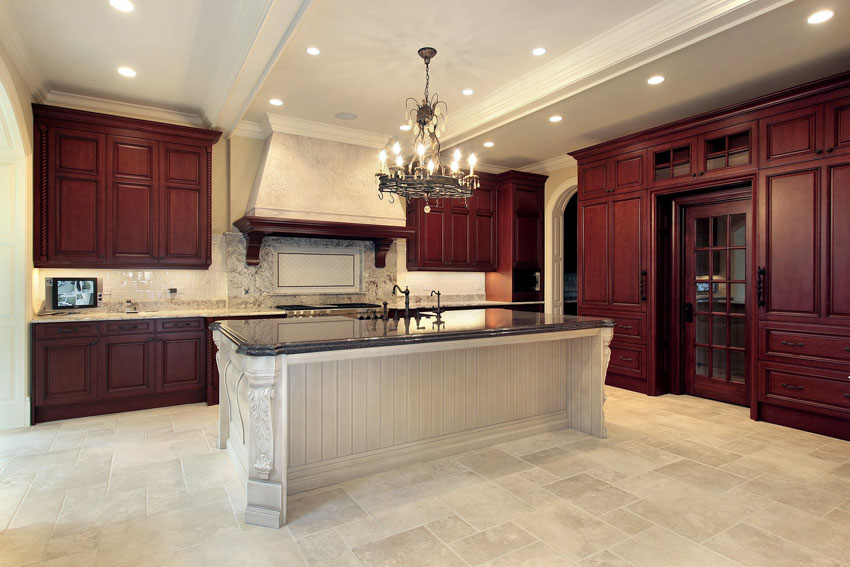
[30,300,544,324]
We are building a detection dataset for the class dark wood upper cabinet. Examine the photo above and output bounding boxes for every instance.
[825,158,850,321]
[697,122,757,179]
[578,158,609,198]
[649,138,696,186]
[759,105,823,168]
[33,104,221,269]
[611,150,645,192]
[824,95,850,158]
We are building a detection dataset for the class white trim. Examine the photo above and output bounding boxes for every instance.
[544,178,578,315]
[520,155,577,175]
[0,2,48,102]
[264,113,390,149]
[43,91,205,127]
[232,120,270,140]
[246,206,406,227]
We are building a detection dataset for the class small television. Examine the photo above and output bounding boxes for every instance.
[45,278,98,310]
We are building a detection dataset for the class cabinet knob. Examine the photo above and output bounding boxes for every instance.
[698,171,704,176]
[815,148,823,155]
[826,147,834,153]
[89,340,98,346]
[843,347,850,352]
[844,393,850,399]
[691,173,697,178]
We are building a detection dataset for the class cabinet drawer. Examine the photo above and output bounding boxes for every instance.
[99,320,155,335]
[609,343,645,376]
[763,328,850,365]
[763,364,850,411]
[579,310,645,343]
[156,318,204,333]
[35,322,98,339]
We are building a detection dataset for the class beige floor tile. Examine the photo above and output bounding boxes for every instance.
[599,507,653,535]
[746,502,850,562]
[655,458,747,493]
[80,429,145,455]
[613,526,740,566]
[342,462,451,501]
[0,523,52,567]
[739,472,839,515]
[296,529,361,567]
[544,473,637,516]
[705,522,841,567]
[747,429,833,454]
[627,483,751,542]
[824,507,850,526]
[516,501,626,561]
[41,529,100,562]
[496,473,559,508]
[34,549,98,567]
[719,437,771,455]
[0,485,28,530]
[180,451,241,493]
[816,440,850,460]
[95,500,239,566]
[108,458,185,498]
[808,472,850,498]
[0,472,34,491]
[29,456,111,495]
[0,449,80,477]
[732,446,841,483]
[57,415,118,434]
[118,547,201,567]
[334,516,387,548]
[353,526,466,567]
[146,486,228,517]
[371,496,454,536]
[578,551,632,567]
[486,542,575,566]
[661,439,743,467]
[54,485,146,536]
[517,467,561,486]
[8,489,65,530]
[426,514,477,544]
[521,446,602,478]
[286,487,368,538]
[439,481,535,531]
[450,522,536,565]
[612,470,689,499]
[457,449,532,480]
[111,431,209,470]
[0,430,57,459]
[194,528,305,567]
[493,430,583,457]
[48,432,87,453]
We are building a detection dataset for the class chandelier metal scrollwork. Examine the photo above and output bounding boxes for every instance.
[376,47,479,211]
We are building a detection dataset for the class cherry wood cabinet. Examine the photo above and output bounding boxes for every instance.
[32,318,206,422]
[759,95,850,168]
[33,105,220,269]
[577,151,646,198]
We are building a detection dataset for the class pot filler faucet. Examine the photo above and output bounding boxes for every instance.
[392,284,410,320]
[430,289,442,314]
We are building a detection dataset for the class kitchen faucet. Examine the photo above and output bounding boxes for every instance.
[392,284,410,319]
[430,289,442,314]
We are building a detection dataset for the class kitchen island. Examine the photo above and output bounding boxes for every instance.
[211,309,614,528]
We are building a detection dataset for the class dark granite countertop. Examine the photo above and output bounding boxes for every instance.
[211,308,614,356]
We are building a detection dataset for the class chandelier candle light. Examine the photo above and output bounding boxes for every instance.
[376,47,479,212]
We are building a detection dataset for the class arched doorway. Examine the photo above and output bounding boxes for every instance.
[544,178,577,314]
[0,67,30,429]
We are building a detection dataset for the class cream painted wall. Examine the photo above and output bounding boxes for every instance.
[544,164,578,211]
[229,135,266,227]
[211,138,229,235]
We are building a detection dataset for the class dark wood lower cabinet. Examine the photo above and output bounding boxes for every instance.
[32,318,206,423]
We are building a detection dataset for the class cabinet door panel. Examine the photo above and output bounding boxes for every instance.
[826,161,850,319]
[112,137,155,181]
[100,335,155,398]
[449,209,470,265]
[610,195,644,310]
[759,166,820,317]
[159,143,208,265]
[760,106,822,167]
[422,201,446,265]
[34,339,97,405]
[55,178,101,257]
[579,201,609,306]
[612,151,644,192]
[56,131,100,175]
[579,159,608,198]
[514,212,541,267]
[473,212,496,269]
[162,187,201,257]
[109,182,157,261]
[157,332,204,392]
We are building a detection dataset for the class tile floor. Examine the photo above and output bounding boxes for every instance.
[1,387,850,566]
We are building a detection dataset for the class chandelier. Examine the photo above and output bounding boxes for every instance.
[376,47,479,211]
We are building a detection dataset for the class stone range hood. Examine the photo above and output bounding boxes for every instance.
[233,115,412,267]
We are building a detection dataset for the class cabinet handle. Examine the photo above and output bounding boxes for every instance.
[619,356,633,362]
[698,171,705,176]
[815,148,823,155]
[780,383,804,390]
[170,322,192,328]
[844,347,850,352]
[118,324,139,331]
[757,267,766,307]
[826,147,834,153]
[618,324,634,330]
[55,328,78,333]
[780,340,805,347]
[844,393,850,399]
[691,173,697,178]
[639,270,647,301]
[89,340,98,346]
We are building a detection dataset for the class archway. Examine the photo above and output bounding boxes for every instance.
[544,178,577,315]
[0,63,30,429]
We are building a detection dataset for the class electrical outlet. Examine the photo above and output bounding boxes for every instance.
[168,288,178,294]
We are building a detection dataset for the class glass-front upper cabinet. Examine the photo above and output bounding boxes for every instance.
[697,122,757,178]
[650,138,696,185]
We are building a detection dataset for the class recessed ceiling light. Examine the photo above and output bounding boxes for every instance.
[647,75,665,85]
[549,115,563,123]
[117,66,136,77]
[306,47,321,55]
[269,98,283,106]
[109,0,134,12]
[335,112,357,120]
[399,124,411,131]
[462,88,474,96]
[807,9,834,24]
[532,47,547,56]
[483,141,495,148]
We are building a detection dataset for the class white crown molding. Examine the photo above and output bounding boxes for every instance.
[0,2,49,102]
[214,0,313,135]
[232,120,270,140]
[473,163,508,175]
[43,91,205,128]
[264,113,390,149]
[441,0,794,147]
[200,0,275,127]
[519,155,576,175]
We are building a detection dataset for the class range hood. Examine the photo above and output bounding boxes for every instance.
[234,117,413,267]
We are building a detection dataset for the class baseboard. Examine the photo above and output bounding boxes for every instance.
[34,389,206,423]
[605,372,647,394]
[757,403,850,441]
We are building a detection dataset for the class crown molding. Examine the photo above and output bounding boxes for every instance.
[232,120,270,139]
[43,91,204,128]
[264,113,390,149]
[0,2,49,102]
[518,155,576,175]
[441,0,793,147]
[473,163,509,175]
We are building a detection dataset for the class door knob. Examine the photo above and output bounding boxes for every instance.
[684,302,694,323]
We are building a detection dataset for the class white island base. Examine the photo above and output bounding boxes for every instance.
[213,322,613,528]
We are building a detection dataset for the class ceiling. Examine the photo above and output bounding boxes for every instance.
[2,0,849,171]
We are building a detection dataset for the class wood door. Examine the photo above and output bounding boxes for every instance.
[683,200,751,406]
[579,158,609,198]
[578,200,609,307]
[825,158,850,320]
[610,150,645,193]
[759,105,823,168]
[158,143,208,266]
[107,136,159,263]
[758,164,821,320]
[46,127,106,264]
[156,332,204,392]
[99,334,156,398]
[34,338,98,406]
[610,193,646,311]
[824,95,850,158]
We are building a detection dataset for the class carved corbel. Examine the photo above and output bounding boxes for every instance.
[243,367,276,479]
